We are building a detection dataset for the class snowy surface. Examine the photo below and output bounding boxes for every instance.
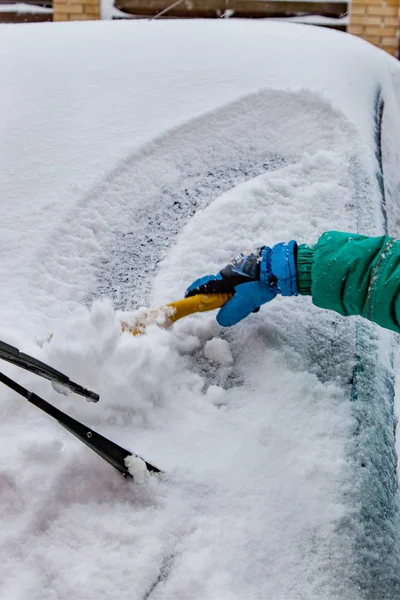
[272,14,349,25]
[1,19,400,600]
[0,3,53,13]
[100,0,133,19]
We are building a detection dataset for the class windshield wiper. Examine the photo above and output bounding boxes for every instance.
[0,339,161,478]
[0,339,99,402]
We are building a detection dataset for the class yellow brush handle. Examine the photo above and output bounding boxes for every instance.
[166,293,232,322]
[121,293,232,336]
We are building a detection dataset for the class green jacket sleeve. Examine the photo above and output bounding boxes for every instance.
[296,231,400,333]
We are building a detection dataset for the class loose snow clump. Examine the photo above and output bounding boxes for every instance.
[125,454,148,483]
[204,338,233,366]
[206,384,228,406]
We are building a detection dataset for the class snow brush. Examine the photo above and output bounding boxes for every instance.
[43,293,231,343]
[120,293,232,336]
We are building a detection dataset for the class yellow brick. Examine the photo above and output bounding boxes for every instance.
[364,26,383,35]
[68,13,97,18]
[56,2,83,12]
[385,25,399,34]
[365,25,398,34]
[363,34,384,44]
[350,14,383,25]
[381,35,399,45]
[383,25,398,34]
[382,15,400,25]
[360,0,399,4]
[357,0,399,4]
[53,7,70,15]
[350,4,367,14]
[367,5,398,15]
[52,12,68,19]
[80,0,100,5]
[83,4,100,15]
[348,25,366,33]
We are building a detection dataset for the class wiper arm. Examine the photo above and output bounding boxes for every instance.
[0,340,99,403]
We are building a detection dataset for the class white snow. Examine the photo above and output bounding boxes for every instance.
[100,0,133,19]
[125,453,149,481]
[204,338,233,365]
[1,18,400,600]
[272,14,349,25]
[0,3,53,13]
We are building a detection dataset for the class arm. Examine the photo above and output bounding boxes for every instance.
[186,231,400,334]
[298,231,400,333]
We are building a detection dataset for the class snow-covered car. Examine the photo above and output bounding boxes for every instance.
[1,19,400,600]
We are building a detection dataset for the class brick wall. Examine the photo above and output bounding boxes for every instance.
[349,0,400,57]
[53,0,100,20]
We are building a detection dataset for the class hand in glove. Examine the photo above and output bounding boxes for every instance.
[185,241,298,326]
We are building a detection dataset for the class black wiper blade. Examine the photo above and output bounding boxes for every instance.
[0,340,99,402]
[0,371,161,478]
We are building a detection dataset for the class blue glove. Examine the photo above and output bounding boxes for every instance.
[185,241,298,326]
